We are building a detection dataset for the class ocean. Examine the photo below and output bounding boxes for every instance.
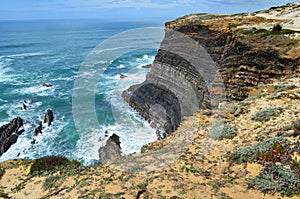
[0,19,165,165]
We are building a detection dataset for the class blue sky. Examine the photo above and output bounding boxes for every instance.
[0,0,296,21]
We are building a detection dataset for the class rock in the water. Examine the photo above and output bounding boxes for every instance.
[141,64,152,68]
[98,133,122,164]
[42,83,53,87]
[34,121,43,136]
[119,73,127,78]
[0,117,24,156]
[22,101,27,110]
[44,109,54,126]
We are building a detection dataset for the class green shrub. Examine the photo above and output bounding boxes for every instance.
[252,108,280,122]
[137,182,148,189]
[249,164,300,197]
[272,24,282,32]
[293,120,300,132]
[275,83,296,91]
[43,175,63,190]
[230,137,289,164]
[30,156,80,174]
[208,125,237,140]
[267,92,282,100]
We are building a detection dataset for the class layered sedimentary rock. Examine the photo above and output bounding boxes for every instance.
[0,117,24,156]
[123,3,300,135]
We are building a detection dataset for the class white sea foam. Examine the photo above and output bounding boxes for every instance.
[0,52,46,59]
[117,64,126,69]
[108,64,157,154]
[136,54,155,62]
[0,98,8,103]
[74,56,157,164]
[0,113,68,162]
[11,85,55,96]
[0,60,12,81]
[52,77,74,81]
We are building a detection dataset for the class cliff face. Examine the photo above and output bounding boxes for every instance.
[123,3,300,135]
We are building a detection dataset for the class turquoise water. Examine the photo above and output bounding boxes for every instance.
[0,19,164,165]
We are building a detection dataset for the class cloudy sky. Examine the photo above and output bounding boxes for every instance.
[0,0,296,21]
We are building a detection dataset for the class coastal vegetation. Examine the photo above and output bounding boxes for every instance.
[0,2,300,198]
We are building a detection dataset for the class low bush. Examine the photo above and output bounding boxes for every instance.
[272,24,282,32]
[249,163,300,197]
[30,156,80,174]
[208,121,237,140]
[230,137,289,164]
[252,107,280,122]
[275,83,296,91]
[231,136,300,197]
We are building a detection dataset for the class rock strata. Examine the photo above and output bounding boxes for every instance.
[123,8,300,135]
[98,134,122,164]
[0,117,24,156]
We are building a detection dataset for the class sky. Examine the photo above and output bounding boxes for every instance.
[0,0,297,21]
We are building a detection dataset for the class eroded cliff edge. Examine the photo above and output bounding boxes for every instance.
[123,2,300,135]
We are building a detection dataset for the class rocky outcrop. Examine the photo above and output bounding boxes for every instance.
[123,6,300,135]
[0,117,24,156]
[98,134,122,164]
[44,109,54,126]
[34,121,43,136]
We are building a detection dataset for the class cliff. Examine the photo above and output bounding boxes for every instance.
[0,3,300,199]
[123,2,300,135]
[1,76,300,199]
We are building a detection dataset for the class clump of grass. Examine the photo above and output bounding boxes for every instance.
[252,107,280,122]
[245,93,267,101]
[230,137,288,164]
[231,136,300,197]
[275,83,296,91]
[249,163,300,197]
[0,191,10,198]
[43,175,63,191]
[272,24,282,32]
[137,182,148,189]
[30,156,80,175]
[207,120,237,140]
[293,120,300,133]
[267,92,282,100]
[229,105,239,114]
[208,125,237,140]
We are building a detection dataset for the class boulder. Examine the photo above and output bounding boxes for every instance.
[0,117,24,156]
[42,83,53,87]
[119,73,127,78]
[34,121,43,136]
[141,64,152,68]
[98,133,122,164]
[44,109,54,126]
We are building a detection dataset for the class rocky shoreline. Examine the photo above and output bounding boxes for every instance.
[0,2,300,198]
[0,117,24,156]
[0,109,54,158]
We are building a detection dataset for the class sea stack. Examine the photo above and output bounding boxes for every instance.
[44,109,54,126]
[98,133,122,164]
